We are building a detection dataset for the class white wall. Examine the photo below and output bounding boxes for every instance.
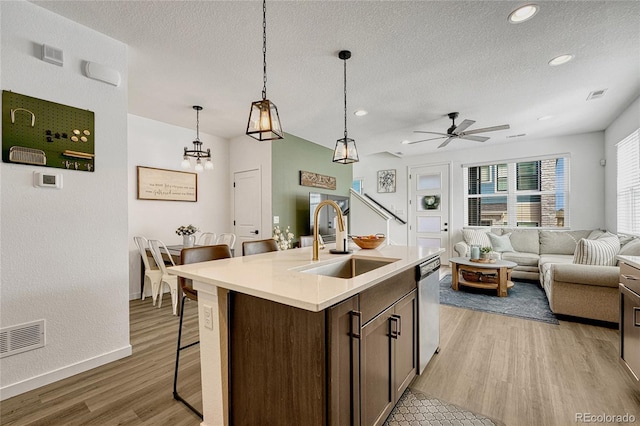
[604,96,640,232]
[1,1,130,399]
[229,135,272,245]
[127,114,230,299]
[354,131,606,248]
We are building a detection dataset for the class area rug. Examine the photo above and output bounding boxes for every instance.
[384,388,501,426]
[439,274,559,325]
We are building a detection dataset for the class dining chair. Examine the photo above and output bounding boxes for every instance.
[216,232,237,250]
[242,238,279,256]
[133,236,163,304]
[174,244,232,419]
[148,239,179,315]
[198,232,217,246]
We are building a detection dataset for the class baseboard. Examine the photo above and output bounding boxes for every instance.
[0,345,132,401]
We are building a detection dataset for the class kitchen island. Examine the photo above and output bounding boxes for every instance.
[169,244,443,426]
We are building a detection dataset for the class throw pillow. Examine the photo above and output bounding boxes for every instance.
[487,232,515,253]
[462,229,492,249]
[573,232,620,266]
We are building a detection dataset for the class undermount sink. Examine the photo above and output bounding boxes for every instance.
[300,256,399,279]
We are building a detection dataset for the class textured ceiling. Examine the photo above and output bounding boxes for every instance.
[30,1,640,157]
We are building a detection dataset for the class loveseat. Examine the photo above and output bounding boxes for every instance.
[454,228,640,323]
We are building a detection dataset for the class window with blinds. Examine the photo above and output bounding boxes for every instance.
[465,156,569,228]
[617,129,640,236]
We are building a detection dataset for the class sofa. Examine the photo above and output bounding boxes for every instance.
[454,228,640,323]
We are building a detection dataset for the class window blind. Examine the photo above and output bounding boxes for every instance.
[617,129,640,236]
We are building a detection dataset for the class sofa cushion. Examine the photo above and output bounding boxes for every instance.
[539,254,574,266]
[498,228,540,254]
[501,251,540,267]
[573,232,620,266]
[487,233,515,252]
[619,238,640,257]
[462,228,492,248]
[539,230,592,255]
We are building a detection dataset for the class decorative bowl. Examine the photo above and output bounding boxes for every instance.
[351,234,386,249]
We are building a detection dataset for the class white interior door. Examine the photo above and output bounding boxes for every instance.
[408,164,451,261]
[234,169,262,249]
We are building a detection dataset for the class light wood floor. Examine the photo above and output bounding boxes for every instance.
[2,284,639,425]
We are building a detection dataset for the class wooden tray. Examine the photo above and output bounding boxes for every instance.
[469,258,496,264]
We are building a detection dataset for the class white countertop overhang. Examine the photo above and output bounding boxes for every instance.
[168,244,444,312]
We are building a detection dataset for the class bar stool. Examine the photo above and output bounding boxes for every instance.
[242,238,279,256]
[173,244,232,419]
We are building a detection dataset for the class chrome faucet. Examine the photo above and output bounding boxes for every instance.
[312,200,345,261]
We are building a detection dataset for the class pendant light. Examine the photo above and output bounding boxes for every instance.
[182,105,213,172]
[333,50,359,164]
[246,0,283,141]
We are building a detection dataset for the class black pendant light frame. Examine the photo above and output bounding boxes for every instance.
[246,0,284,141]
[333,50,359,164]
[183,105,212,171]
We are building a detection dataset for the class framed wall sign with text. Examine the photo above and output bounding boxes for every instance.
[137,166,197,202]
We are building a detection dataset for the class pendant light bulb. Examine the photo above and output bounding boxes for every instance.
[205,158,214,170]
[194,158,204,173]
[181,155,191,169]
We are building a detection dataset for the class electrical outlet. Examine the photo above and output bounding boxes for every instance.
[203,304,213,330]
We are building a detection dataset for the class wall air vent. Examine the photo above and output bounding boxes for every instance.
[0,320,45,358]
[587,89,607,101]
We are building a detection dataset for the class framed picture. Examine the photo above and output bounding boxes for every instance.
[137,166,197,202]
[377,169,396,193]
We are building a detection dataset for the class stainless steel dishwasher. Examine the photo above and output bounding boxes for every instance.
[416,256,441,374]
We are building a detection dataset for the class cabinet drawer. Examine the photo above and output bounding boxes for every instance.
[620,283,640,388]
[621,262,640,295]
[359,268,416,325]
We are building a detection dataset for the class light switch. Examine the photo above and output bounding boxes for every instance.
[273,216,279,224]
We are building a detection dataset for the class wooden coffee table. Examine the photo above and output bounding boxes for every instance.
[449,257,517,297]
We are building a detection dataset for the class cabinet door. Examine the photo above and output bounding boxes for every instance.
[360,306,394,426]
[327,295,360,425]
[393,290,417,397]
[620,284,640,385]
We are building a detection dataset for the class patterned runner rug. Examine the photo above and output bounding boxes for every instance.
[439,274,559,325]
[384,388,501,426]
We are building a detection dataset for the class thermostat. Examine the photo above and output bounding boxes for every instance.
[34,171,63,189]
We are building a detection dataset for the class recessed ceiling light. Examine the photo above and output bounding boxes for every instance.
[537,115,554,121]
[548,54,574,66]
[354,110,368,116]
[508,4,539,23]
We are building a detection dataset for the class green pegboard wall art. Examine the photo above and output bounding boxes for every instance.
[2,91,95,172]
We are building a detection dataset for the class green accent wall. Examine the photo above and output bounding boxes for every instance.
[272,133,352,243]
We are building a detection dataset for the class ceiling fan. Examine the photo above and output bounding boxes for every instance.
[409,112,510,148]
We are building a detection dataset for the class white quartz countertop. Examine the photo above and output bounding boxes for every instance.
[619,255,640,269]
[168,244,443,312]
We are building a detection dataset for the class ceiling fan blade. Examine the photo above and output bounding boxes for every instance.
[437,137,455,148]
[413,131,451,136]
[461,124,510,135]
[453,119,475,134]
[459,135,489,142]
[406,136,447,144]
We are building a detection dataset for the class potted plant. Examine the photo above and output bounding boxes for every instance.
[480,246,492,260]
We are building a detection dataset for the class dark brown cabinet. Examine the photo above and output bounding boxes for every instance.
[228,267,418,425]
[361,290,417,426]
[620,262,640,389]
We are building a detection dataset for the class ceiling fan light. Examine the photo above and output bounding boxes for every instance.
[246,99,284,141]
[333,137,359,164]
[548,54,574,66]
[508,4,538,23]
